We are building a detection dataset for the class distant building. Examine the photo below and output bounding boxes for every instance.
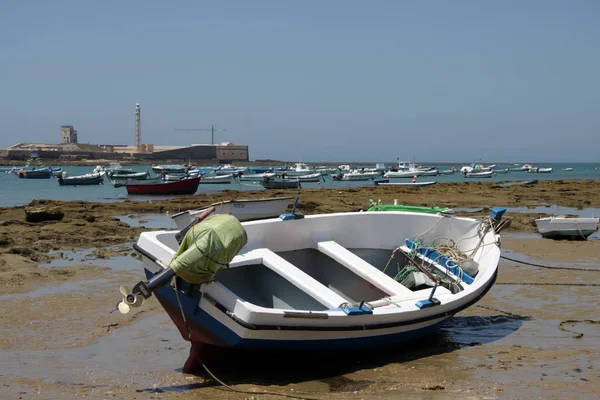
[61,126,78,144]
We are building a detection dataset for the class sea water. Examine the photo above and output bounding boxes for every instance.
[0,162,598,207]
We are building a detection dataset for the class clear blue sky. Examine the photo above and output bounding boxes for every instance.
[1,1,598,162]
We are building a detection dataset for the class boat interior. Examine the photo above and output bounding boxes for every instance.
[139,213,499,315]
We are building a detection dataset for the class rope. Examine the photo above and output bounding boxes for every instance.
[173,279,322,400]
[500,255,600,272]
[497,282,600,287]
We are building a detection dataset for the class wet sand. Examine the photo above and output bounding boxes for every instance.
[1,181,599,399]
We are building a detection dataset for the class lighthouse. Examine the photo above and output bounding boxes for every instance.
[135,103,141,151]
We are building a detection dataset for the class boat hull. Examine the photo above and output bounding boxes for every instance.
[261,179,301,189]
[17,169,53,179]
[535,218,599,240]
[58,174,103,185]
[126,177,200,195]
[200,174,233,184]
[142,265,496,354]
[375,181,437,187]
[172,197,294,229]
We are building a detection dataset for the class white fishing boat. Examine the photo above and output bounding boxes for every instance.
[332,170,379,181]
[238,172,276,182]
[528,167,553,173]
[117,206,507,373]
[215,164,247,176]
[374,181,437,187]
[562,168,574,171]
[200,174,233,184]
[171,196,294,229]
[460,164,492,174]
[463,170,494,178]
[152,164,189,174]
[493,168,510,174]
[510,164,532,172]
[295,173,323,182]
[535,217,599,240]
[285,163,315,176]
[384,160,424,178]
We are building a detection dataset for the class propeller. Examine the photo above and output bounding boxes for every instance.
[116,285,144,314]
[113,206,216,316]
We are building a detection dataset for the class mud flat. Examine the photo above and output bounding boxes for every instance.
[0,182,599,399]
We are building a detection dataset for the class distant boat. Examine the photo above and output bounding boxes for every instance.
[152,164,189,174]
[493,168,510,174]
[562,168,574,171]
[238,172,276,182]
[374,181,437,187]
[200,174,233,184]
[57,172,103,186]
[535,217,599,240]
[528,167,553,173]
[125,177,201,195]
[172,196,294,229]
[17,168,53,179]
[332,170,379,181]
[261,177,301,189]
[495,179,538,188]
[463,171,494,178]
[295,173,323,182]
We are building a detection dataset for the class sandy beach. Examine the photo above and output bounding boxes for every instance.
[1,180,599,399]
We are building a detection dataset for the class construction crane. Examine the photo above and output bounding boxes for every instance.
[173,125,226,145]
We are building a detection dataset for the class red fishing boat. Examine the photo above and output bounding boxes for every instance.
[125,177,201,195]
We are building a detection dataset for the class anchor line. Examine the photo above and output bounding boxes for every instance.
[497,282,600,287]
[500,255,600,272]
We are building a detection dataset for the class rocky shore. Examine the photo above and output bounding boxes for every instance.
[0,180,599,399]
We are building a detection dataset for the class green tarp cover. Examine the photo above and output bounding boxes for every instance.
[169,214,248,284]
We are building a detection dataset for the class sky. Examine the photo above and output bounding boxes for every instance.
[1,1,599,163]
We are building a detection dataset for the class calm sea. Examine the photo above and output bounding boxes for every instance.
[1,162,598,208]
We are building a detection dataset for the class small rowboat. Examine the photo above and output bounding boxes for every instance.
[463,171,494,178]
[116,206,508,373]
[200,174,233,184]
[374,181,437,187]
[125,177,201,195]
[172,196,294,229]
[17,168,53,179]
[261,177,301,189]
[57,173,103,186]
[535,217,599,240]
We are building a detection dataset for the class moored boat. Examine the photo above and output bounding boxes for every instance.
[152,164,189,174]
[528,167,553,173]
[200,174,233,184]
[238,172,276,182]
[125,176,201,195]
[116,206,508,372]
[332,170,379,181]
[57,172,103,186]
[261,176,301,189]
[495,179,538,188]
[172,196,295,229]
[463,170,494,178]
[295,173,323,182]
[17,168,53,179]
[374,181,437,187]
[535,217,599,240]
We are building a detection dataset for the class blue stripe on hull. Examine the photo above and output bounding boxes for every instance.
[148,269,450,351]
